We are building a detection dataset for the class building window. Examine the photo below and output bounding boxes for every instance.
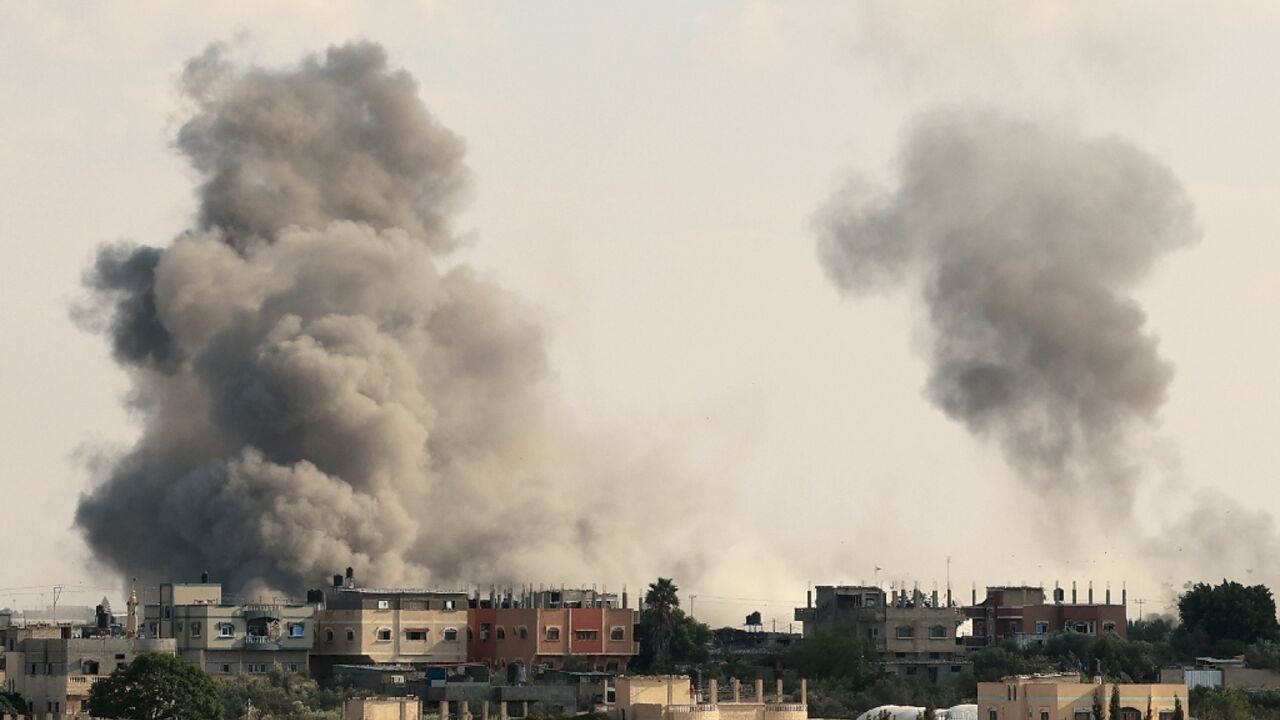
[576,630,599,640]
[221,664,231,673]
[325,628,334,642]
[929,625,946,639]
[377,600,391,610]
[606,661,620,672]
[289,623,305,638]
[1074,712,1093,720]
[285,663,300,672]
[443,600,456,610]
[1041,712,1050,720]
[1159,713,1175,720]
[249,663,268,674]
[517,626,529,639]
[191,621,202,638]
[905,666,917,675]
[610,626,625,641]
[988,711,997,720]
[1035,621,1049,634]
[177,622,184,634]
[443,628,459,641]
[82,660,100,675]
[163,606,171,619]
[219,623,235,638]
[896,625,914,639]
[546,626,561,641]
[1103,621,1117,633]
[950,665,962,673]
[346,628,355,642]
[496,627,506,640]
[376,627,392,641]
[467,627,474,640]
[481,623,491,641]
[407,629,428,641]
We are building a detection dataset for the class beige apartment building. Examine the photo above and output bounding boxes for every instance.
[144,580,315,675]
[5,636,175,720]
[795,585,969,682]
[311,574,470,678]
[979,675,1187,720]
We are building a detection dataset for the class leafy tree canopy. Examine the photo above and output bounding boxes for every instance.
[86,653,221,720]
[1177,580,1280,655]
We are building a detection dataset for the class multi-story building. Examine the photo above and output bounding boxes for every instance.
[795,585,969,683]
[144,579,315,676]
[468,588,639,673]
[979,674,1186,720]
[5,636,175,719]
[310,571,470,679]
[964,584,1126,649]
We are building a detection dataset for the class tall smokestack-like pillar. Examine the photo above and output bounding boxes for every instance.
[1088,582,1093,605]
[1106,583,1111,605]
[1072,581,1077,604]
[1122,583,1127,607]
[972,583,977,606]
[807,590,812,609]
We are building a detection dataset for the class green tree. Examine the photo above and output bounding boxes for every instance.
[0,691,28,716]
[785,626,879,683]
[644,578,681,668]
[1109,685,1121,720]
[919,701,937,720]
[86,653,221,720]
[1190,686,1252,720]
[1092,688,1104,720]
[1177,580,1280,656]
[217,667,351,720]
[1173,696,1184,720]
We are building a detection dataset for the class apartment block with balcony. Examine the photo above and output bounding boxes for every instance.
[964,584,1126,649]
[795,585,969,683]
[468,588,639,673]
[5,636,176,720]
[143,580,315,676]
[311,571,470,679]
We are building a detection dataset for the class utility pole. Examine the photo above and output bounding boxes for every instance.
[689,594,696,620]
[51,586,63,624]
[1134,598,1147,622]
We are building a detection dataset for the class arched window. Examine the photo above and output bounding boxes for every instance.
[496,626,506,640]
[325,629,334,642]
[609,626,625,641]
[346,628,355,642]
[929,625,947,639]
[443,627,459,641]
[895,625,914,639]
[517,626,529,639]
[546,626,561,641]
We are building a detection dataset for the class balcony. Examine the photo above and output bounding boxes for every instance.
[66,676,103,696]
[243,605,282,622]
[244,634,281,650]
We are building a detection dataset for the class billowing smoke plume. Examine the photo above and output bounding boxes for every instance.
[818,111,1199,502]
[76,43,625,593]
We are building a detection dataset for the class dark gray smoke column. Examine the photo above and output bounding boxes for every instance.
[76,42,580,593]
[818,111,1198,502]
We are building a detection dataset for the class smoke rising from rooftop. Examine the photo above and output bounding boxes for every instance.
[75,42,644,593]
[818,111,1199,504]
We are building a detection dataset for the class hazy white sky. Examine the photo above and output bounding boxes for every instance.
[2,1,1278,626]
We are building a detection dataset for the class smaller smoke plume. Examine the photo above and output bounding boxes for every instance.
[818,111,1199,503]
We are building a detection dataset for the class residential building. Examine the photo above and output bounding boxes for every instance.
[143,579,315,676]
[616,675,809,720]
[467,588,639,673]
[344,696,422,720]
[1160,657,1280,691]
[795,585,969,682]
[1,621,74,694]
[311,570,470,679]
[5,635,175,720]
[964,585,1126,649]
[978,674,1186,720]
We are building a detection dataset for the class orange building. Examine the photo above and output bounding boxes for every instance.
[468,588,639,673]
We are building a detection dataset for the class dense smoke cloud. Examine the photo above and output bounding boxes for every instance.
[76,42,620,593]
[819,112,1199,503]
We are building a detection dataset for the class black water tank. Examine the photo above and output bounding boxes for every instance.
[333,574,344,588]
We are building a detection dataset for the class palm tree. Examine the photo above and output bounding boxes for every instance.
[645,578,681,668]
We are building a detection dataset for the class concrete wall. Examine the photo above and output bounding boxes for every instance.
[345,697,422,720]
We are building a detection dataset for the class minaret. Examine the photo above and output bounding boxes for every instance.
[126,579,139,638]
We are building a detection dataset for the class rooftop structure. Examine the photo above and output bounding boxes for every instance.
[964,583,1127,649]
[979,675,1185,720]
